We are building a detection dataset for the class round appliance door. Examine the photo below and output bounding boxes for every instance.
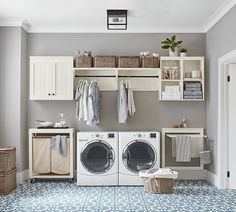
[81,140,115,174]
[122,140,156,173]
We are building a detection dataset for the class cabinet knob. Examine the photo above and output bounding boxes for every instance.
[48,93,51,96]
[52,93,55,95]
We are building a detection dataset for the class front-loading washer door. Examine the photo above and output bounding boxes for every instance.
[81,140,115,174]
[122,140,156,173]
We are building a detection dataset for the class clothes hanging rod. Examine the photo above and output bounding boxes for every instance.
[166,134,207,138]
[75,75,159,78]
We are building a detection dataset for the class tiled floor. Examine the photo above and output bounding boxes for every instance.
[0,180,236,212]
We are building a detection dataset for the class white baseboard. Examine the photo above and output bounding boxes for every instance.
[17,169,29,184]
[177,170,207,180]
[207,170,218,187]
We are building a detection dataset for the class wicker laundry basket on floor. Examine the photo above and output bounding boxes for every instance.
[0,147,16,173]
[141,177,174,194]
[0,168,16,195]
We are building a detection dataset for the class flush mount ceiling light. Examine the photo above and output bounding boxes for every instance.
[107,9,128,30]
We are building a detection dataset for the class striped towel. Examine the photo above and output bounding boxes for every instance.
[176,135,192,162]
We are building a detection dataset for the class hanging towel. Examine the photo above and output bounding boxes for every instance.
[75,80,83,120]
[117,81,128,123]
[127,83,136,116]
[175,135,192,162]
[51,135,67,156]
[172,136,204,158]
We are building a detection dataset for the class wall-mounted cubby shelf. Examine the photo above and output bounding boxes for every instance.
[160,57,204,101]
[74,67,160,91]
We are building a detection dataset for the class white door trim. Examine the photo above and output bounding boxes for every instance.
[218,48,236,189]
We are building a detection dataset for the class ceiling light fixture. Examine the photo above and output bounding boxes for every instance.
[107,9,128,30]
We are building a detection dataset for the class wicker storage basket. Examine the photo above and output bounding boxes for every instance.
[141,57,160,68]
[141,177,174,194]
[74,56,93,68]
[118,56,140,68]
[0,147,16,173]
[94,56,117,68]
[0,168,16,195]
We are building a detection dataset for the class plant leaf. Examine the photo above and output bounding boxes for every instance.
[176,40,183,45]
[161,40,170,45]
[171,35,176,42]
[162,45,170,49]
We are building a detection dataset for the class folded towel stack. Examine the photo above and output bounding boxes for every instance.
[184,83,203,99]
[162,86,181,100]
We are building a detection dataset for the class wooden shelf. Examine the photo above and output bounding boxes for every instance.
[161,79,181,82]
[184,78,203,82]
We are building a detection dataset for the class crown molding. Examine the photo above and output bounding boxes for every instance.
[1,1,235,34]
[27,25,204,33]
[0,19,31,31]
[203,0,236,32]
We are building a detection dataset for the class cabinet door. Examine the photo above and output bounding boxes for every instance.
[30,58,53,100]
[51,58,74,100]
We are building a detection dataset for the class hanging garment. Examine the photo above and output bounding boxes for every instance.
[82,81,89,121]
[87,82,95,126]
[127,82,136,116]
[91,81,101,123]
[78,80,85,121]
[118,81,128,123]
[75,80,83,120]
[87,81,101,126]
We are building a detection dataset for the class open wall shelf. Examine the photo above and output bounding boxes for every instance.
[160,57,204,101]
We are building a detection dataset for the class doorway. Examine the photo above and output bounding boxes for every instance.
[226,64,236,189]
[218,49,236,189]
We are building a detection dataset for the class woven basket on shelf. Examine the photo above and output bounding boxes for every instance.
[94,56,116,68]
[74,56,93,68]
[0,168,16,195]
[118,56,140,68]
[141,177,174,194]
[0,147,16,173]
[141,57,160,68]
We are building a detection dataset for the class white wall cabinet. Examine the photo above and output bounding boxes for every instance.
[30,57,74,100]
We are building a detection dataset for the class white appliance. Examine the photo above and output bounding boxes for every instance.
[119,131,160,185]
[77,132,118,186]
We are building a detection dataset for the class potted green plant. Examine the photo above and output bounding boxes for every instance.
[161,35,183,57]
[180,48,187,57]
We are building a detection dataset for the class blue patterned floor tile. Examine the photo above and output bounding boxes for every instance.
[0,180,236,212]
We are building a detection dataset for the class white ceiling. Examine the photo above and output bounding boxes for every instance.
[0,0,235,33]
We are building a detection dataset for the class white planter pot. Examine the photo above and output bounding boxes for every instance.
[180,52,187,57]
[169,49,179,57]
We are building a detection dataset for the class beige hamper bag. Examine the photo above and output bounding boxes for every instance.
[139,168,178,194]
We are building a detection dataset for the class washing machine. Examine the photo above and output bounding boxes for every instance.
[119,131,160,185]
[77,132,118,186]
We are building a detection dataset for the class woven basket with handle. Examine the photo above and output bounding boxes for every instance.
[141,177,174,194]
[118,56,140,68]
[94,56,117,68]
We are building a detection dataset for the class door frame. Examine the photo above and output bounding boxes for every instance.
[218,49,236,189]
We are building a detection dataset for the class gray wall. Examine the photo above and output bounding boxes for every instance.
[206,5,236,174]
[20,28,28,171]
[0,27,22,171]
[0,27,28,172]
[28,33,206,133]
